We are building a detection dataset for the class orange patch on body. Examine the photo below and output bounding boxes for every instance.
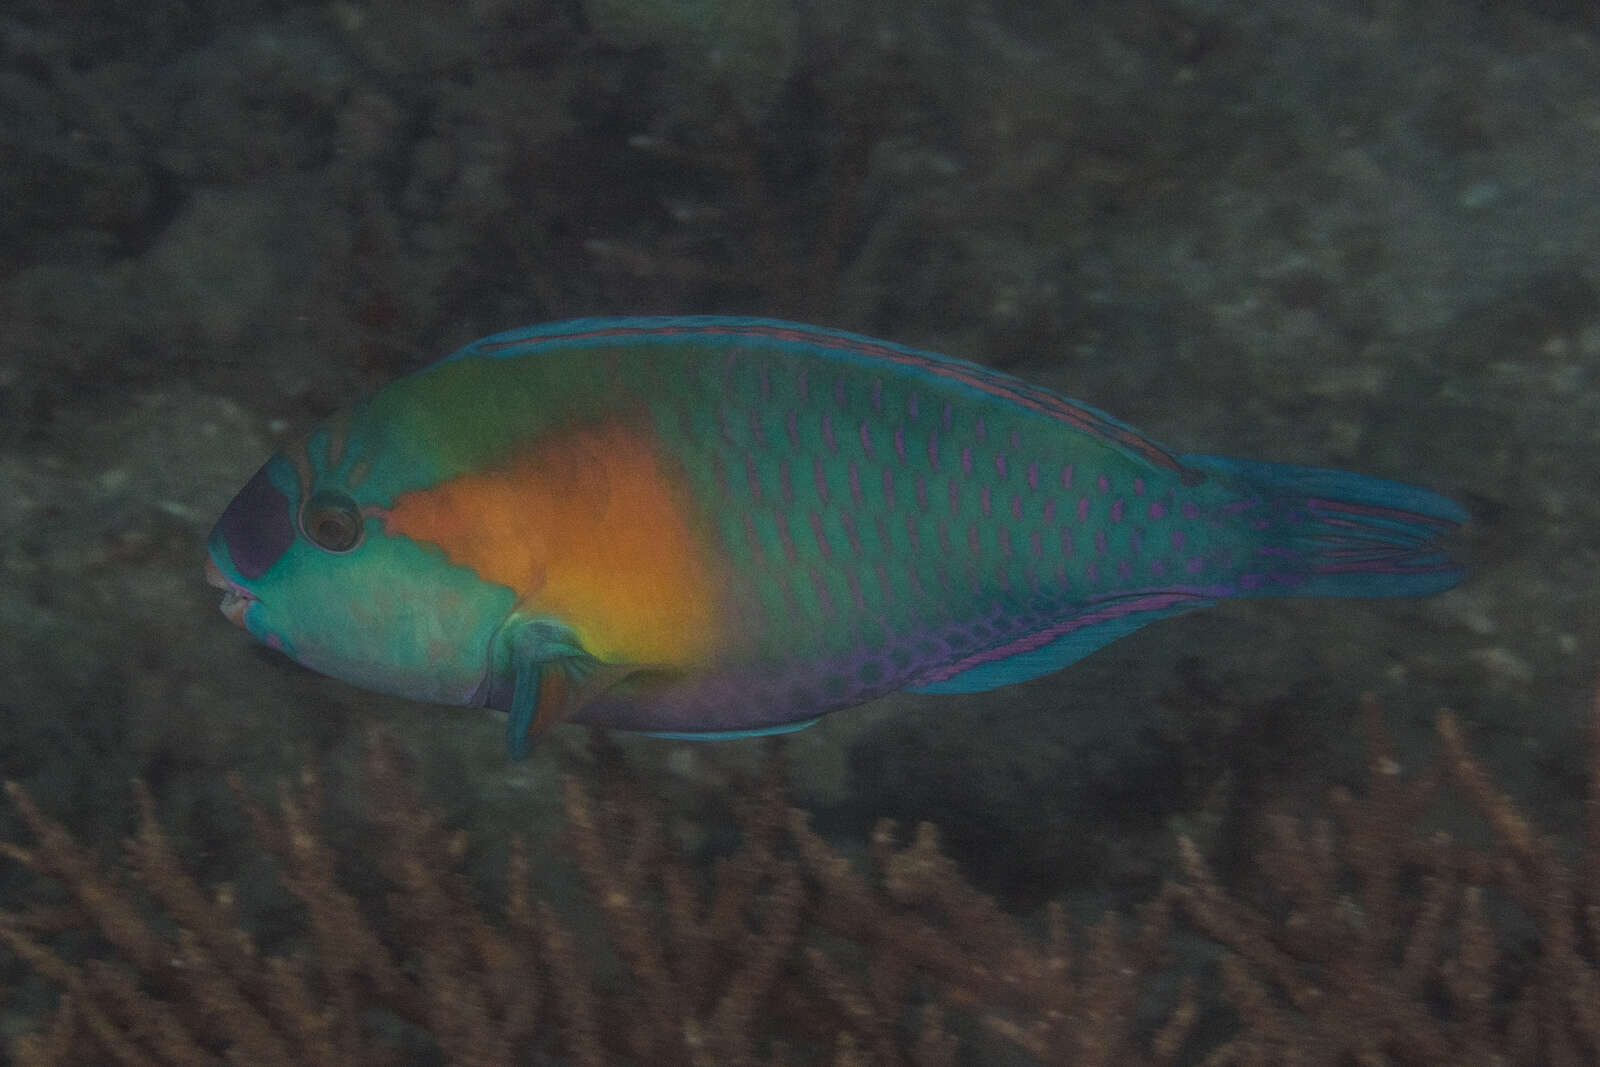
[384,421,723,666]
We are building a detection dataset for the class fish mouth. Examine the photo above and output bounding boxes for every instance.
[205,555,258,628]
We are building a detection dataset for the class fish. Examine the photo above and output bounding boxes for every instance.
[205,316,1465,758]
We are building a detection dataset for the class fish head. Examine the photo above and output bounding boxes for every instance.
[205,445,515,707]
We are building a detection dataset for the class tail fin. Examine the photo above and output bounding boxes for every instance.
[1181,453,1466,599]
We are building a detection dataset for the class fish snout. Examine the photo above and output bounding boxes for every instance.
[205,555,257,628]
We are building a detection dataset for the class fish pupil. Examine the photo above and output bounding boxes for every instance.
[302,494,362,552]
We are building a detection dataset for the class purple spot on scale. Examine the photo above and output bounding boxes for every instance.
[1027,461,1039,491]
[745,455,762,502]
[786,410,800,449]
[882,467,895,509]
[947,477,960,516]
[1149,501,1167,520]
[1130,529,1143,554]
[859,421,874,460]
[1061,529,1074,558]
[904,512,922,552]
[813,456,830,507]
[909,392,919,419]
[975,417,987,443]
[980,484,992,517]
[1150,558,1167,575]
[961,446,973,476]
[1186,557,1205,574]
[967,523,980,555]
[927,430,940,471]
[871,378,882,411]
[1111,498,1125,522]
[711,451,729,498]
[1118,560,1132,580]
[808,511,832,558]
[1062,464,1074,489]
[1087,561,1100,584]
[874,514,891,553]
[775,512,798,563]
[1044,498,1057,524]
[1171,528,1186,551]
[1181,501,1200,519]
[915,475,928,511]
[748,406,765,446]
[994,453,1007,479]
[937,521,953,555]
[1253,518,1271,530]
[743,513,763,558]
[842,512,863,556]
[1010,429,1021,449]
[1000,529,1013,558]
[894,425,906,463]
[845,568,865,611]
[1240,572,1266,590]
[1077,497,1090,523]
[1222,497,1259,514]
[848,462,863,508]
[822,413,837,453]
[1010,494,1022,522]
[1134,477,1146,496]
[1097,473,1110,494]
[943,402,953,430]
[1094,529,1107,555]
[833,377,846,409]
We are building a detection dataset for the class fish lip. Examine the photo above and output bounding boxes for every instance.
[205,556,257,628]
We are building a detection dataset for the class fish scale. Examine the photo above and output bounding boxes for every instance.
[205,316,1465,754]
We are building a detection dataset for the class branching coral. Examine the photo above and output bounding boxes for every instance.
[0,687,1596,1065]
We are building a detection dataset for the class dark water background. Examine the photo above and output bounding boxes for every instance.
[2,0,1597,1054]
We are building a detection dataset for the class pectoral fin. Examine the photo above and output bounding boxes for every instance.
[498,618,635,759]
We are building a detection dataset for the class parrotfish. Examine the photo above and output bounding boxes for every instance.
[206,317,1464,757]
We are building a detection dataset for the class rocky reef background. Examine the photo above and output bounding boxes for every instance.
[1,0,1598,1057]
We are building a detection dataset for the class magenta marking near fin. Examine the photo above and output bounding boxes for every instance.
[916,591,1210,686]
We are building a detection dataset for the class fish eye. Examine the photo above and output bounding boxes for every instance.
[301,492,364,553]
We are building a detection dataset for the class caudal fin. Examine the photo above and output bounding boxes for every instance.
[1181,453,1466,599]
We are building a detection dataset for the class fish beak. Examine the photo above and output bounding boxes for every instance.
[205,555,257,629]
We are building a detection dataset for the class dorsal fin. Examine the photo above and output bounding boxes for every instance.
[459,316,1197,475]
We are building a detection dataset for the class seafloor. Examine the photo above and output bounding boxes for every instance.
[1,0,1597,1057]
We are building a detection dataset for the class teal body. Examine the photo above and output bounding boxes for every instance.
[206,318,1465,756]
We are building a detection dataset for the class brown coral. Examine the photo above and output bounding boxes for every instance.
[0,687,1596,1065]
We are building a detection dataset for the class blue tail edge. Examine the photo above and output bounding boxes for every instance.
[1181,453,1467,599]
